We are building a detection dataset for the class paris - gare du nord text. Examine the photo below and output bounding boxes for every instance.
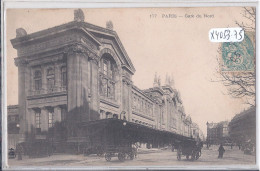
[10,9,201,155]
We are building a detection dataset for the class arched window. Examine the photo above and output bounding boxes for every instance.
[47,68,55,91]
[103,60,108,76]
[61,66,67,87]
[34,70,42,91]
[100,54,117,100]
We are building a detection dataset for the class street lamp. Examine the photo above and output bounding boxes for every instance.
[16,124,20,134]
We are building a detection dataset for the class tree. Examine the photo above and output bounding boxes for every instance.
[216,7,256,106]
[235,7,256,32]
[217,71,255,106]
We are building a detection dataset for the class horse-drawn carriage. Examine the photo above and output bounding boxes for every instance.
[104,145,136,162]
[84,145,104,156]
[177,140,202,161]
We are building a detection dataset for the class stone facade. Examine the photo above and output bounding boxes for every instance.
[206,121,229,145]
[229,107,256,147]
[191,123,205,141]
[7,105,20,149]
[10,9,195,143]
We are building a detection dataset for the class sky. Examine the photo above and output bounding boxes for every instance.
[6,7,253,135]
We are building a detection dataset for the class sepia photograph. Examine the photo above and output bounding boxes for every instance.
[2,4,257,169]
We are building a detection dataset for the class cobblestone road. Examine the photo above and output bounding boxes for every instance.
[8,146,256,168]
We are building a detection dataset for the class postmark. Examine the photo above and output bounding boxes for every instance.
[221,33,255,72]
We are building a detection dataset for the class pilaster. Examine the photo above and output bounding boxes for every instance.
[41,107,49,132]
[66,44,99,122]
[54,106,62,123]
[122,78,132,122]
[55,63,61,88]
[89,56,100,121]
[42,65,47,93]
[27,108,35,133]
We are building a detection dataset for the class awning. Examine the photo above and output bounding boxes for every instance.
[79,118,195,144]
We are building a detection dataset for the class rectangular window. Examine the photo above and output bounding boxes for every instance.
[35,112,41,128]
[35,79,42,90]
[46,68,55,91]
[48,112,54,128]
[61,67,67,87]
[61,71,67,86]
[107,86,110,97]
[34,70,42,91]
[47,78,55,90]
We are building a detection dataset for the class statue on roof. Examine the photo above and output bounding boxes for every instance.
[153,72,158,87]
[74,9,85,22]
[169,74,175,87]
[164,73,175,87]
[106,20,113,30]
[165,73,169,86]
[16,28,27,38]
[158,76,161,87]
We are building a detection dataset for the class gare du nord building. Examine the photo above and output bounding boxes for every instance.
[10,9,194,153]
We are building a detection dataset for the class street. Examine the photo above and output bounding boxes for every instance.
[8,146,255,167]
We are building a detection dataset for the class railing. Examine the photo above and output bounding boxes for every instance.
[28,86,67,96]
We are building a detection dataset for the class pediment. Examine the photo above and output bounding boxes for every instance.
[83,23,135,74]
[11,21,136,75]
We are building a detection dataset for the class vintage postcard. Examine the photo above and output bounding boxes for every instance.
[2,3,257,170]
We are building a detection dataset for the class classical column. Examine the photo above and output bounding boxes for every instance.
[41,107,49,132]
[128,82,133,122]
[55,63,61,90]
[66,44,89,122]
[89,57,100,121]
[60,105,67,121]
[41,65,47,93]
[54,106,62,123]
[27,108,35,133]
[15,58,28,141]
[122,78,129,121]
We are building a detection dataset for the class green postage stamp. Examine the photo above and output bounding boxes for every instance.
[221,33,255,72]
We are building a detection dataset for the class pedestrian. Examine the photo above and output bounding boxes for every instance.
[231,143,233,149]
[177,144,182,159]
[198,142,203,155]
[171,144,175,152]
[218,144,225,159]
[132,143,138,158]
